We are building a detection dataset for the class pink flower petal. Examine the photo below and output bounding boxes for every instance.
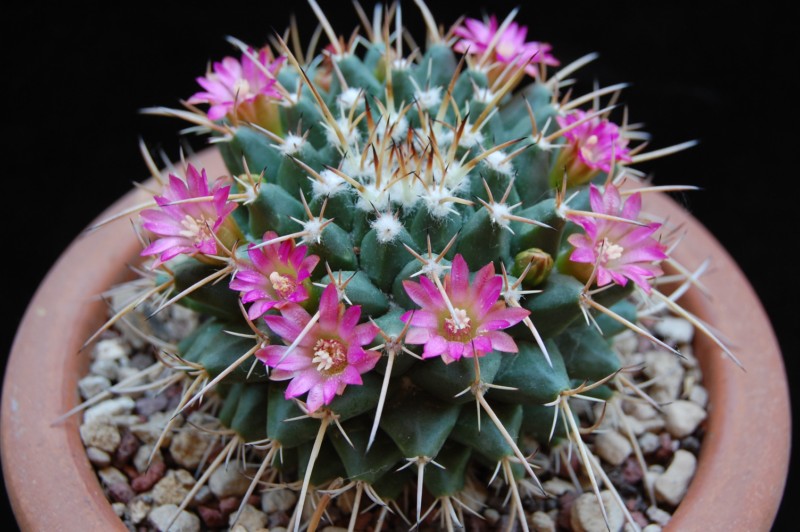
[470,336,493,354]
[446,341,465,361]
[406,327,432,345]
[264,311,306,342]
[318,379,339,405]
[190,49,284,120]
[340,365,365,385]
[304,386,326,413]
[352,322,379,347]
[284,369,320,398]
[422,336,448,358]
[485,330,519,353]
[318,284,340,331]
[449,254,470,301]
[401,253,527,364]
[568,183,667,290]
[339,305,361,336]
[407,310,439,329]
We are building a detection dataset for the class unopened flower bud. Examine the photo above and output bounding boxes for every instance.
[512,248,554,288]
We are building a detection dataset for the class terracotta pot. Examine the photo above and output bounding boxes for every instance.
[1,149,790,531]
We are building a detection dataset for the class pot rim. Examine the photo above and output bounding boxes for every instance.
[1,150,790,531]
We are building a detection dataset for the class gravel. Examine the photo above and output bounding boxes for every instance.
[78,300,706,531]
[663,400,707,438]
[655,449,698,506]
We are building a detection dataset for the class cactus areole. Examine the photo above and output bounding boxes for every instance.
[40,2,768,531]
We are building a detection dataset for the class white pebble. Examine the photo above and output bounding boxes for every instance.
[643,525,663,532]
[112,502,126,517]
[612,331,638,359]
[97,467,128,487]
[571,491,624,532]
[84,396,135,424]
[624,415,646,436]
[116,365,143,382]
[128,497,151,524]
[78,375,111,400]
[679,344,703,366]
[112,415,143,428]
[688,385,708,408]
[593,403,613,429]
[230,504,268,530]
[638,432,660,454]
[640,417,666,433]
[86,446,111,467]
[165,305,200,340]
[628,402,658,421]
[655,449,697,506]
[646,505,672,526]
[653,317,694,344]
[169,424,214,469]
[643,351,685,403]
[542,477,576,496]
[209,464,253,498]
[262,488,297,513]
[90,358,119,380]
[531,510,556,532]
[663,400,706,438]
[152,469,195,506]
[133,444,163,473]
[192,485,213,506]
[80,422,121,453]
[148,504,200,532]
[644,469,662,497]
[595,430,633,466]
[131,412,173,445]
[484,508,500,525]
[169,412,216,469]
[93,337,131,361]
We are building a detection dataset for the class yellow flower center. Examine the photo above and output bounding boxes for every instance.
[233,78,252,98]
[496,42,515,59]
[580,135,601,163]
[598,238,624,263]
[312,339,347,375]
[443,308,473,342]
[269,271,297,298]
[179,214,213,244]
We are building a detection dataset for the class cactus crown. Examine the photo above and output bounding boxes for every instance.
[81,2,737,530]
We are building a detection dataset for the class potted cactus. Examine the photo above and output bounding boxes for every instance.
[2,2,789,531]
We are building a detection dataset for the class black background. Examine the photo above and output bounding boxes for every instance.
[3,1,796,529]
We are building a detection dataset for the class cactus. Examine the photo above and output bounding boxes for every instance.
[82,2,740,530]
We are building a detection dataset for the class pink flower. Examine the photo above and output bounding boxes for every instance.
[258,285,380,413]
[554,110,632,186]
[568,184,668,292]
[454,16,558,76]
[188,49,284,121]
[140,165,237,266]
[230,232,320,320]
[401,254,529,364]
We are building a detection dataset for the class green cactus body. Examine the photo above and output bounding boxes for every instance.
[125,4,701,530]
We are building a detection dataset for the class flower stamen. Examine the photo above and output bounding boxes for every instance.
[312,339,347,374]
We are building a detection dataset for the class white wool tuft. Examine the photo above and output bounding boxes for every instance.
[371,212,403,243]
